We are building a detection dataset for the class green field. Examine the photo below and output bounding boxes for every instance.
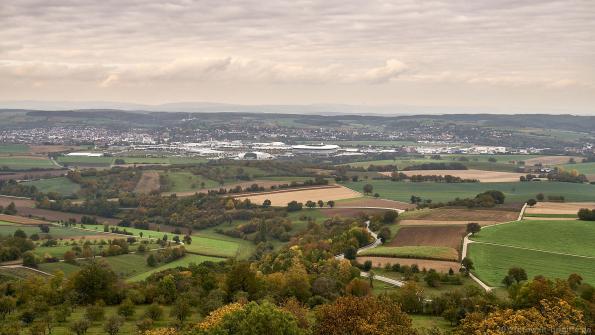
[83,224,255,259]
[468,243,595,287]
[471,220,595,257]
[558,162,595,175]
[359,246,458,261]
[56,156,114,166]
[344,180,595,203]
[410,314,453,331]
[0,144,29,153]
[21,177,80,195]
[0,156,56,170]
[343,154,540,172]
[126,254,224,281]
[161,171,219,192]
[468,219,595,286]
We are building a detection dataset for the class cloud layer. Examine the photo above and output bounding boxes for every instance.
[0,0,594,110]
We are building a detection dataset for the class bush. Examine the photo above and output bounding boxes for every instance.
[117,298,135,318]
[578,208,595,221]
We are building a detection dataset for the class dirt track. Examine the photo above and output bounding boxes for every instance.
[134,171,161,194]
[382,169,525,182]
[388,225,466,251]
[234,185,362,206]
[357,256,461,273]
[525,202,595,215]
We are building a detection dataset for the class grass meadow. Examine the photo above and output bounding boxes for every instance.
[468,219,595,286]
[344,180,595,203]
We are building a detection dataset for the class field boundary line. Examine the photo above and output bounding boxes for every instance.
[471,240,595,260]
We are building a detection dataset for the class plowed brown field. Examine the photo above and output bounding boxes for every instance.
[388,225,466,251]
[357,256,461,273]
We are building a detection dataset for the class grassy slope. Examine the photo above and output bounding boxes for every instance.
[21,177,81,195]
[471,219,595,257]
[126,254,224,282]
[343,180,595,202]
[468,243,595,286]
[468,219,595,286]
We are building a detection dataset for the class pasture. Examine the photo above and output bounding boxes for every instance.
[160,171,219,193]
[21,176,81,195]
[0,144,29,153]
[468,219,595,286]
[0,156,57,170]
[56,156,114,167]
[558,162,595,175]
[234,185,361,206]
[358,245,459,261]
[344,180,595,203]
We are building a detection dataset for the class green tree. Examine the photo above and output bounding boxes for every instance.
[466,222,481,236]
[144,303,163,320]
[70,261,119,304]
[117,298,135,318]
[424,270,441,287]
[326,200,335,208]
[146,254,158,267]
[22,251,37,268]
[170,299,192,324]
[262,199,272,208]
[527,198,537,207]
[363,184,373,195]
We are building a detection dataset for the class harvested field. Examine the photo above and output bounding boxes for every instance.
[0,197,120,224]
[234,185,361,206]
[0,195,36,208]
[0,214,48,225]
[319,208,389,218]
[134,171,160,194]
[399,219,500,226]
[381,169,525,182]
[525,202,595,215]
[404,208,520,222]
[359,245,459,261]
[524,155,583,166]
[388,225,466,251]
[335,197,415,210]
[357,256,461,273]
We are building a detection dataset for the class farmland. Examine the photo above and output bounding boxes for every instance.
[160,171,219,193]
[234,185,361,206]
[344,180,595,202]
[468,219,595,286]
[401,207,520,222]
[21,176,81,195]
[0,156,57,170]
[387,225,465,252]
[359,245,459,261]
[558,162,595,174]
[358,256,461,273]
[385,169,525,182]
[524,201,595,215]
[0,144,29,153]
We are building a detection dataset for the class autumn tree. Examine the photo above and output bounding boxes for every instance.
[314,295,414,335]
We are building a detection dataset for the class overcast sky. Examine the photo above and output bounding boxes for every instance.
[1,0,594,113]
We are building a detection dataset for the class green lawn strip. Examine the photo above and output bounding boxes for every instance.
[343,180,595,203]
[523,213,577,218]
[55,156,115,166]
[470,220,595,257]
[161,171,219,192]
[359,246,458,261]
[0,156,57,170]
[410,314,453,330]
[0,220,15,225]
[0,144,29,153]
[557,162,595,174]
[126,254,225,282]
[168,157,209,165]
[467,243,595,287]
[46,304,203,335]
[21,177,81,195]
